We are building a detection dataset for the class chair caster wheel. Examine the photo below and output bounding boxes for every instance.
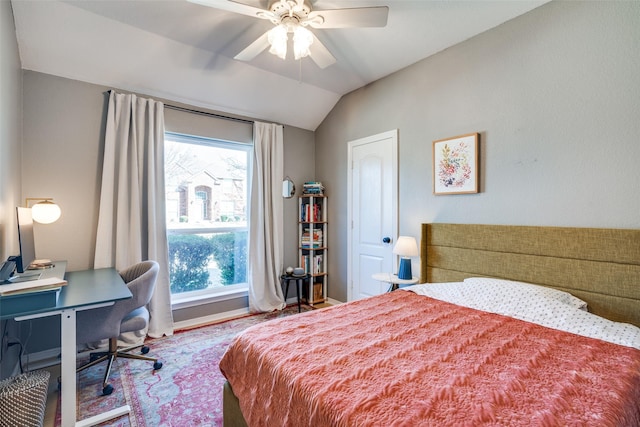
[102,384,114,396]
[141,346,150,354]
[153,361,163,370]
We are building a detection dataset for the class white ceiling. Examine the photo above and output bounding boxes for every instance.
[11,0,548,130]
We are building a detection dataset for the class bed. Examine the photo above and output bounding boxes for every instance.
[219,223,640,426]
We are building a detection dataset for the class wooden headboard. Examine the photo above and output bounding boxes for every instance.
[420,223,640,328]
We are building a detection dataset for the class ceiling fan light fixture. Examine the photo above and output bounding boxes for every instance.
[268,24,288,59]
[293,25,313,60]
[191,0,388,68]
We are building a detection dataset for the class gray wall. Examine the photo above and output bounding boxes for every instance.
[282,126,316,268]
[22,72,107,272]
[315,1,640,302]
[0,0,24,379]
[0,0,23,264]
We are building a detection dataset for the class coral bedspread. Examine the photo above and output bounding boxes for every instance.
[219,291,640,426]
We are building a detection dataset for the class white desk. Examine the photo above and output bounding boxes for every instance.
[372,272,419,292]
[6,263,133,427]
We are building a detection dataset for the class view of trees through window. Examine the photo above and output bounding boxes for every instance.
[165,132,251,297]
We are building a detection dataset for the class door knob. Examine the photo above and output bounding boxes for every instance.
[382,237,391,244]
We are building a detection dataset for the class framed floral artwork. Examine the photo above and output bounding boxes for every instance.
[433,133,479,195]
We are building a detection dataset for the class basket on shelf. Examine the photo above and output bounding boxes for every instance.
[0,370,50,427]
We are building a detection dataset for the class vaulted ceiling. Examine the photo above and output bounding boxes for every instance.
[11,0,548,130]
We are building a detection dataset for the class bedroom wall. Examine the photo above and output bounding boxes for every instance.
[0,0,24,380]
[315,1,640,302]
[20,70,314,351]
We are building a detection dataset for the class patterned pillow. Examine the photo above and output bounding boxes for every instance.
[462,277,588,310]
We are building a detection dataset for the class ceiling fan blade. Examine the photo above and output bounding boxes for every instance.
[234,31,271,62]
[187,0,273,20]
[309,33,336,69]
[307,6,388,29]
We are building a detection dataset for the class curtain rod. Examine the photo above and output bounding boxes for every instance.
[106,90,254,125]
[165,104,254,125]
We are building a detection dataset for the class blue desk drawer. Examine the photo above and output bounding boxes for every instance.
[0,289,59,319]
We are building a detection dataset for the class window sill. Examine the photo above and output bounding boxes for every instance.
[171,287,248,310]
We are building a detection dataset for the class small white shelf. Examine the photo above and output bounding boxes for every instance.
[372,273,418,291]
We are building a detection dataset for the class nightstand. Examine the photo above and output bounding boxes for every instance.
[280,274,309,312]
[372,273,419,292]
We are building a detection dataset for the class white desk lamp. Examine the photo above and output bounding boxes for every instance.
[26,198,62,224]
[393,236,418,280]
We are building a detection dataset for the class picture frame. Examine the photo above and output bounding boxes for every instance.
[432,133,479,195]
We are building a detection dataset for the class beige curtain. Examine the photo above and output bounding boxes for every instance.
[94,90,174,340]
[248,121,286,312]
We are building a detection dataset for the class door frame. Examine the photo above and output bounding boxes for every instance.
[347,129,399,302]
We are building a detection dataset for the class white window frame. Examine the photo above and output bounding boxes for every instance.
[165,132,252,308]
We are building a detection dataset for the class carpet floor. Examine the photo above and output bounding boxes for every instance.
[55,304,311,427]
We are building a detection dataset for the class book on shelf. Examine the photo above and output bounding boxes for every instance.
[303,243,323,250]
[312,282,324,302]
[300,254,324,274]
[301,228,323,248]
[300,203,322,222]
[302,181,324,196]
[313,254,323,274]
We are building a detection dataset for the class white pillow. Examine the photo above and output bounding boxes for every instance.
[462,277,588,310]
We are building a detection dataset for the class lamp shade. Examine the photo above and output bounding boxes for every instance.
[31,200,61,224]
[392,236,419,257]
[393,236,418,280]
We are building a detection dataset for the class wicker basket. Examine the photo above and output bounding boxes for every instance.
[0,370,50,427]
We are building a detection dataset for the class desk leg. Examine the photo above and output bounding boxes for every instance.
[60,308,77,427]
[59,307,131,427]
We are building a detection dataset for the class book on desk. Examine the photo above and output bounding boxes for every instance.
[0,276,67,296]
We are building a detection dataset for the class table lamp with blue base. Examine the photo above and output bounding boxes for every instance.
[393,236,419,280]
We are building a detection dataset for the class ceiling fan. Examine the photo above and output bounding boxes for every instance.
[188,0,389,69]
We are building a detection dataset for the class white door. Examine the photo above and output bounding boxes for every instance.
[347,130,398,301]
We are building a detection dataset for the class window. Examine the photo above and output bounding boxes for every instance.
[165,132,251,304]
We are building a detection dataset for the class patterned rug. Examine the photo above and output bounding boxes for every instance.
[55,304,312,427]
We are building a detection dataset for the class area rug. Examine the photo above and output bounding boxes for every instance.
[55,304,312,427]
